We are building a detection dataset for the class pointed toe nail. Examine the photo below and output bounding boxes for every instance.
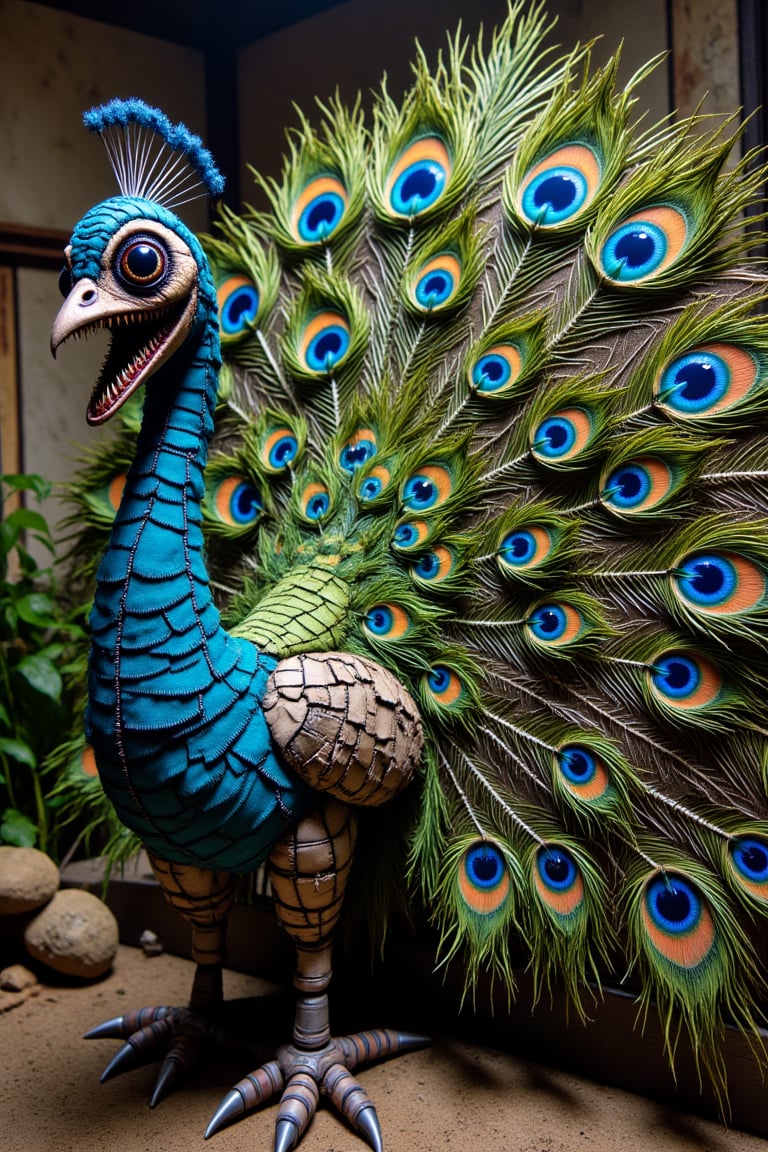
[150,1058,182,1107]
[205,1089,246,1139]
[84,1016,127,1040]
[395,1032,431,1053]
[100,1041,140,1082]
[274,1117,299,1152]
[356,1104,383,1152]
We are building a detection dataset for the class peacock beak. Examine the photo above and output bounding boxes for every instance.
[51,278,129,356]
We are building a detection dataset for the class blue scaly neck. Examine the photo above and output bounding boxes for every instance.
[86,240,309,871]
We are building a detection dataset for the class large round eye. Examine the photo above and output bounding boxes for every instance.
[116,235,169,290]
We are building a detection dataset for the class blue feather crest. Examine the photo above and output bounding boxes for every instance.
[83,97,224,206]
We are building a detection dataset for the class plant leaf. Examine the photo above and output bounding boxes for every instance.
[0,807,37,847]
[0,737,37,769]
[17,654,62,702]
[16,593,58,627]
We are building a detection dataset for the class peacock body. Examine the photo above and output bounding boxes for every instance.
[53,3,768,1145]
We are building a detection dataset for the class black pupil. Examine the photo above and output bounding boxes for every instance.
[509,535,530,557]
[314,332,342,359]
[654,883,691,924]
[309,495,327,515]
[275,440,293,462]
[401,167,437,203]
[565,750,590,778]
[419,554,437,574]
[675,361,716,401]
[614,229,654,268]
[664,660,693,690]
[616,469,642,498]
[482,358,504,382]
[307,199,337,230]
[689,559,724,595]
[423,273,448,295]
[125,243,161,280]
[411,479,434,503]
[345,443,369,465]
[235,486,258,516]
[741,844,768,875]
[227,291,254,325]
[544,852,570,883]
[534,173,577,211]
[471,850,499,884]
[545,422,568,449]
[537,610,560,634]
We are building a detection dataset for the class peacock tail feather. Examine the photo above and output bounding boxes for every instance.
[63,0,768,1097]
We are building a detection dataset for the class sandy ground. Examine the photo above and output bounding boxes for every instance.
[1,944,766,1152]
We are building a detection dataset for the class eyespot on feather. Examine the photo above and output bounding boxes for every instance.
[262,426,300,473]
[470,344,524,396]
[108,473,126,512]
[217,275,260,342]
[386,136,452,218]
[533,845,584,919]
[211,476,263,527]
[527,602,586,647]
[412,545,456,584]
[641,872,715,968]
[600,205,687,284]
[363,602,411,640]
[300,481,331,521]
[498,525,553,573]
[299,310,351,374]
[555,744,611,802]
[648,650,723,711]
[291,175,348,244]
[392,519,431,552]
[673,551,766,616]
[728,836,768,904]
[518,144,601,227]
[408,253,462,311]
[425,664,464,707]
[600,456,674,514]
[531,407,593,463]
[357,463,392,503]
[458,841,510,915]
[401,465,453,512]
[655,343,759,418]
[339,428,377,474]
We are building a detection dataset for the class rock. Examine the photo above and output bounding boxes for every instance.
[24,889,119,979]
[0,847,60,915]
[139,928,163,956]
[0,963,38,992]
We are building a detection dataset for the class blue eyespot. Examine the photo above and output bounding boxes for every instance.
[268,434,298,469]
[601,222,667,282]
[604,464,651,508]
[225,482,261,525]
[533,417,576,458]
[360,476,383,500]
[391,161,447,216]
[651,654,700,699]
[298,192,346,243]
[536,846,577,891]
[500,530,536,566]
[473,353,512,392]
[521,166,589,226]
[415,552,438,578]
[394,522,420,547]
[659,352,729,413]
[676,554,737,607]
[339,438,376,473]
[731,837,768,883]
[415,269,454,308]
[558,746,597,785]
[305,324,350,372]
[465,843,505,889]
[528,604,567,641]
[402,475,437,510]
[645,874,700,933]
[365,605,394,635]
[221,285,259,335]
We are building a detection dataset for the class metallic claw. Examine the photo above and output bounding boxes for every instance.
[205,1062,284,1139]
[274,1117,300,1152]
[355,1105,384,1152]
[84,1006,175,1041]
[99,1039,144,1082]
[274,1072,318,1152]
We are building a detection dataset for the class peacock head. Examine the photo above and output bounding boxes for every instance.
[50,99,224,426]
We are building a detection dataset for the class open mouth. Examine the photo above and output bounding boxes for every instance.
[84,301,188,425]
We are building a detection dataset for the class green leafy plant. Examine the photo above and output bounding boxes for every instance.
[0,474,87,854]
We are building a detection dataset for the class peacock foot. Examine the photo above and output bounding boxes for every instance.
[205,1027,429,1152]
[84,1001,215,1107]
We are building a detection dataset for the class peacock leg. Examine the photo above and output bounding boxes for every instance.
[206,797,427,1152]
[85,855,235,1106]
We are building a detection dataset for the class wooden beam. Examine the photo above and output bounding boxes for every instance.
[0,265,21,479]
[0,223,69,271]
